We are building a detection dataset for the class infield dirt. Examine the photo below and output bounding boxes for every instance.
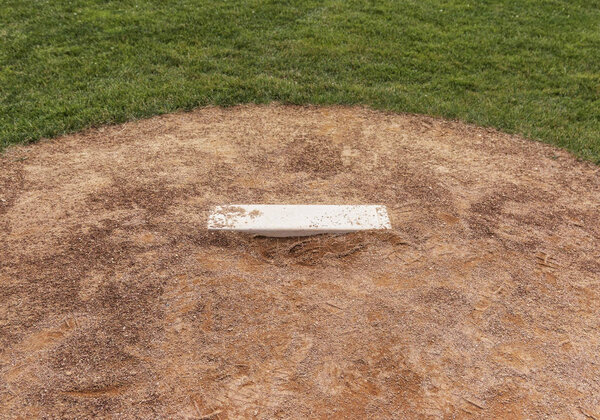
[1,105,599,418]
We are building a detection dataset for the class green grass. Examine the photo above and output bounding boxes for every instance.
[1,0,599,162]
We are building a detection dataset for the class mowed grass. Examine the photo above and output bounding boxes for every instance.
[1,0,599,162]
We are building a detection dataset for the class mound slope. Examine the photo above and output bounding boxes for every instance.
[1,105,599,418]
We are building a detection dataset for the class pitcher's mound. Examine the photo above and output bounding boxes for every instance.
[1,105,599,419]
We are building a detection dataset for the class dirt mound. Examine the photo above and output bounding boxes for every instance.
[1,105,599,418]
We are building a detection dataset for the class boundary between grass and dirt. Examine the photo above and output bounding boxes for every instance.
[1,0,599,163]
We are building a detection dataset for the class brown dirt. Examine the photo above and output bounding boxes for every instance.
[1,104,599,419]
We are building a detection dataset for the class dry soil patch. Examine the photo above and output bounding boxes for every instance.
[1,105,599,418]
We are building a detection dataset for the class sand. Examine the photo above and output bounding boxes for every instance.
[1,104,599,419]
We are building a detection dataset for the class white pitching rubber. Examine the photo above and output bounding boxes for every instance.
[207,204,392,237]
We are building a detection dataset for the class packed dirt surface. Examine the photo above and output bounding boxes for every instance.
[1,105,599,419]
